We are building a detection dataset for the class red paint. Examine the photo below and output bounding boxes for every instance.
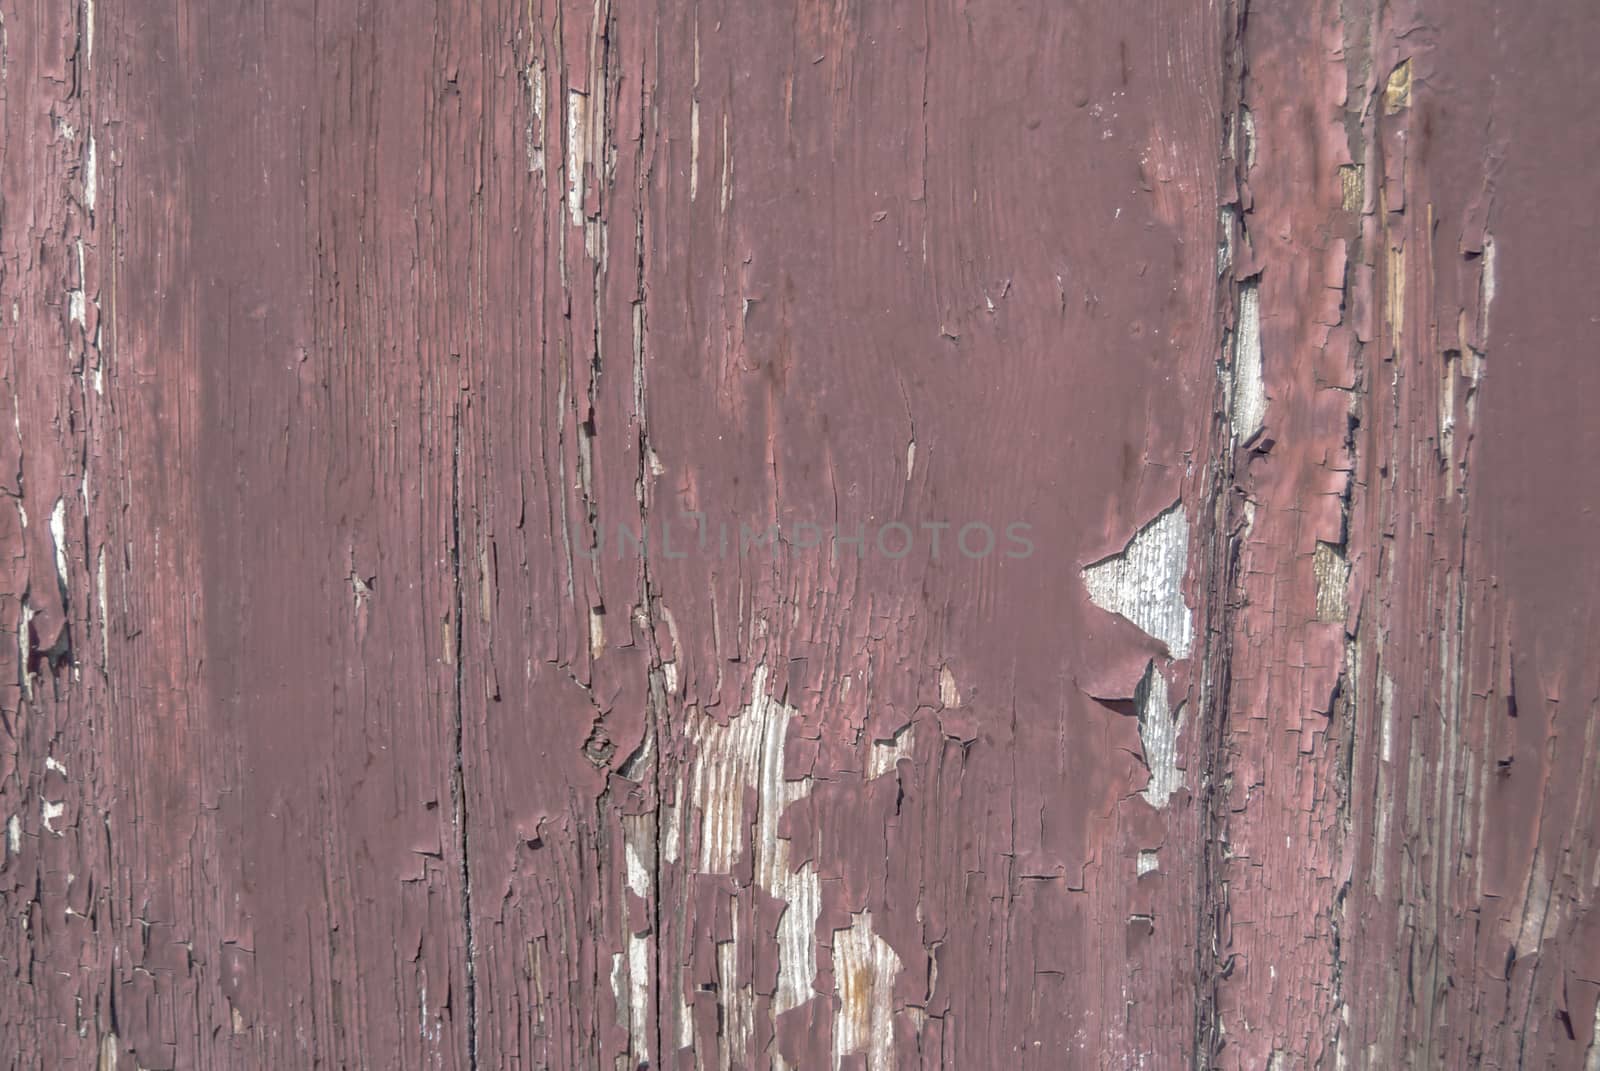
[1,1,1595,1068]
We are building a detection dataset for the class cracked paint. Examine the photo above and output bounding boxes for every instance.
[1,0,1592,1068]
[1083,503,1194,659]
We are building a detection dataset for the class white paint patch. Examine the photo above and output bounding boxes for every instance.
[866,724,914,781]
[17,601,34,699]
[1585,993,1600,1071]
[85,135,97,213]
[689,18,702,203]
[689,99,701,202]
[690,666,806,873]
[1217,207,1235,274]
[1513,848,1552,956]
[6,814,19,855]
[677,966,695,1052]
[627,932,650,1061]
[1372,671,1396,890]
[831,910,901,1070]
[688,667,821,1033]
[619,816,654,1064]
[619,822,654,1060]
[46,756,68,777]
[773,861,820,1013]
[1082,502,1193,659]
[51,498,69,594]
[1135,662,1184,808]
[1314,542,1350,623]
[608,952,627,1032]
[1232,282,1264,444]
[565,90,588,226]
[1439,355,1457,465]
[97,546,109,667]
[41,798,65,837]
[1480,233,1497,330]
[525,61,546,173]
[70,239,87,327]
[624,839,649,899]
[1137,849,1160,876]
[661,773,682,865]
[720,112,732,212]
[1379,672,1395,764]
[938,665,960,708]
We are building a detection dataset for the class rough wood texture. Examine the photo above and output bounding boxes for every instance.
[2,0,1596,1068]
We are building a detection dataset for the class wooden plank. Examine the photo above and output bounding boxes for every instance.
[1,0,1596,1068]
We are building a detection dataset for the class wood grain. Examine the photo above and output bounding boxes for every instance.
[2,1,1596,1068]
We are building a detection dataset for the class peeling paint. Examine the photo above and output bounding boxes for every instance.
[0,2,1586,1067]
[524,60,545,173]
[1135,661,1184,808]
[831,910,901,1070]
[684,666,821,1051]
[50,497,69,594]
[1232,281,1264,444]
[865,723,915,781]
[1313,541,1350,623]
[85,135,96,213]
[565,89,587,225]
[1083,503,1194,659]
[1383,58,1413,113]
[41,799,65,837]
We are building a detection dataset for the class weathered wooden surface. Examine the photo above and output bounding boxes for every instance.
[2,0,1597,1067]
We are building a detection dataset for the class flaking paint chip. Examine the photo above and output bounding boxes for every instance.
[938,665,960,707]
[1383,59,1413,113]
[1082,503,1194,659]
[1134,661,1185,808]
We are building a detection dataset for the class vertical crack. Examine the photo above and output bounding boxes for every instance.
[1191,1,1253,1066]
[621,17,666,1066]
[449,404,479,1069]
